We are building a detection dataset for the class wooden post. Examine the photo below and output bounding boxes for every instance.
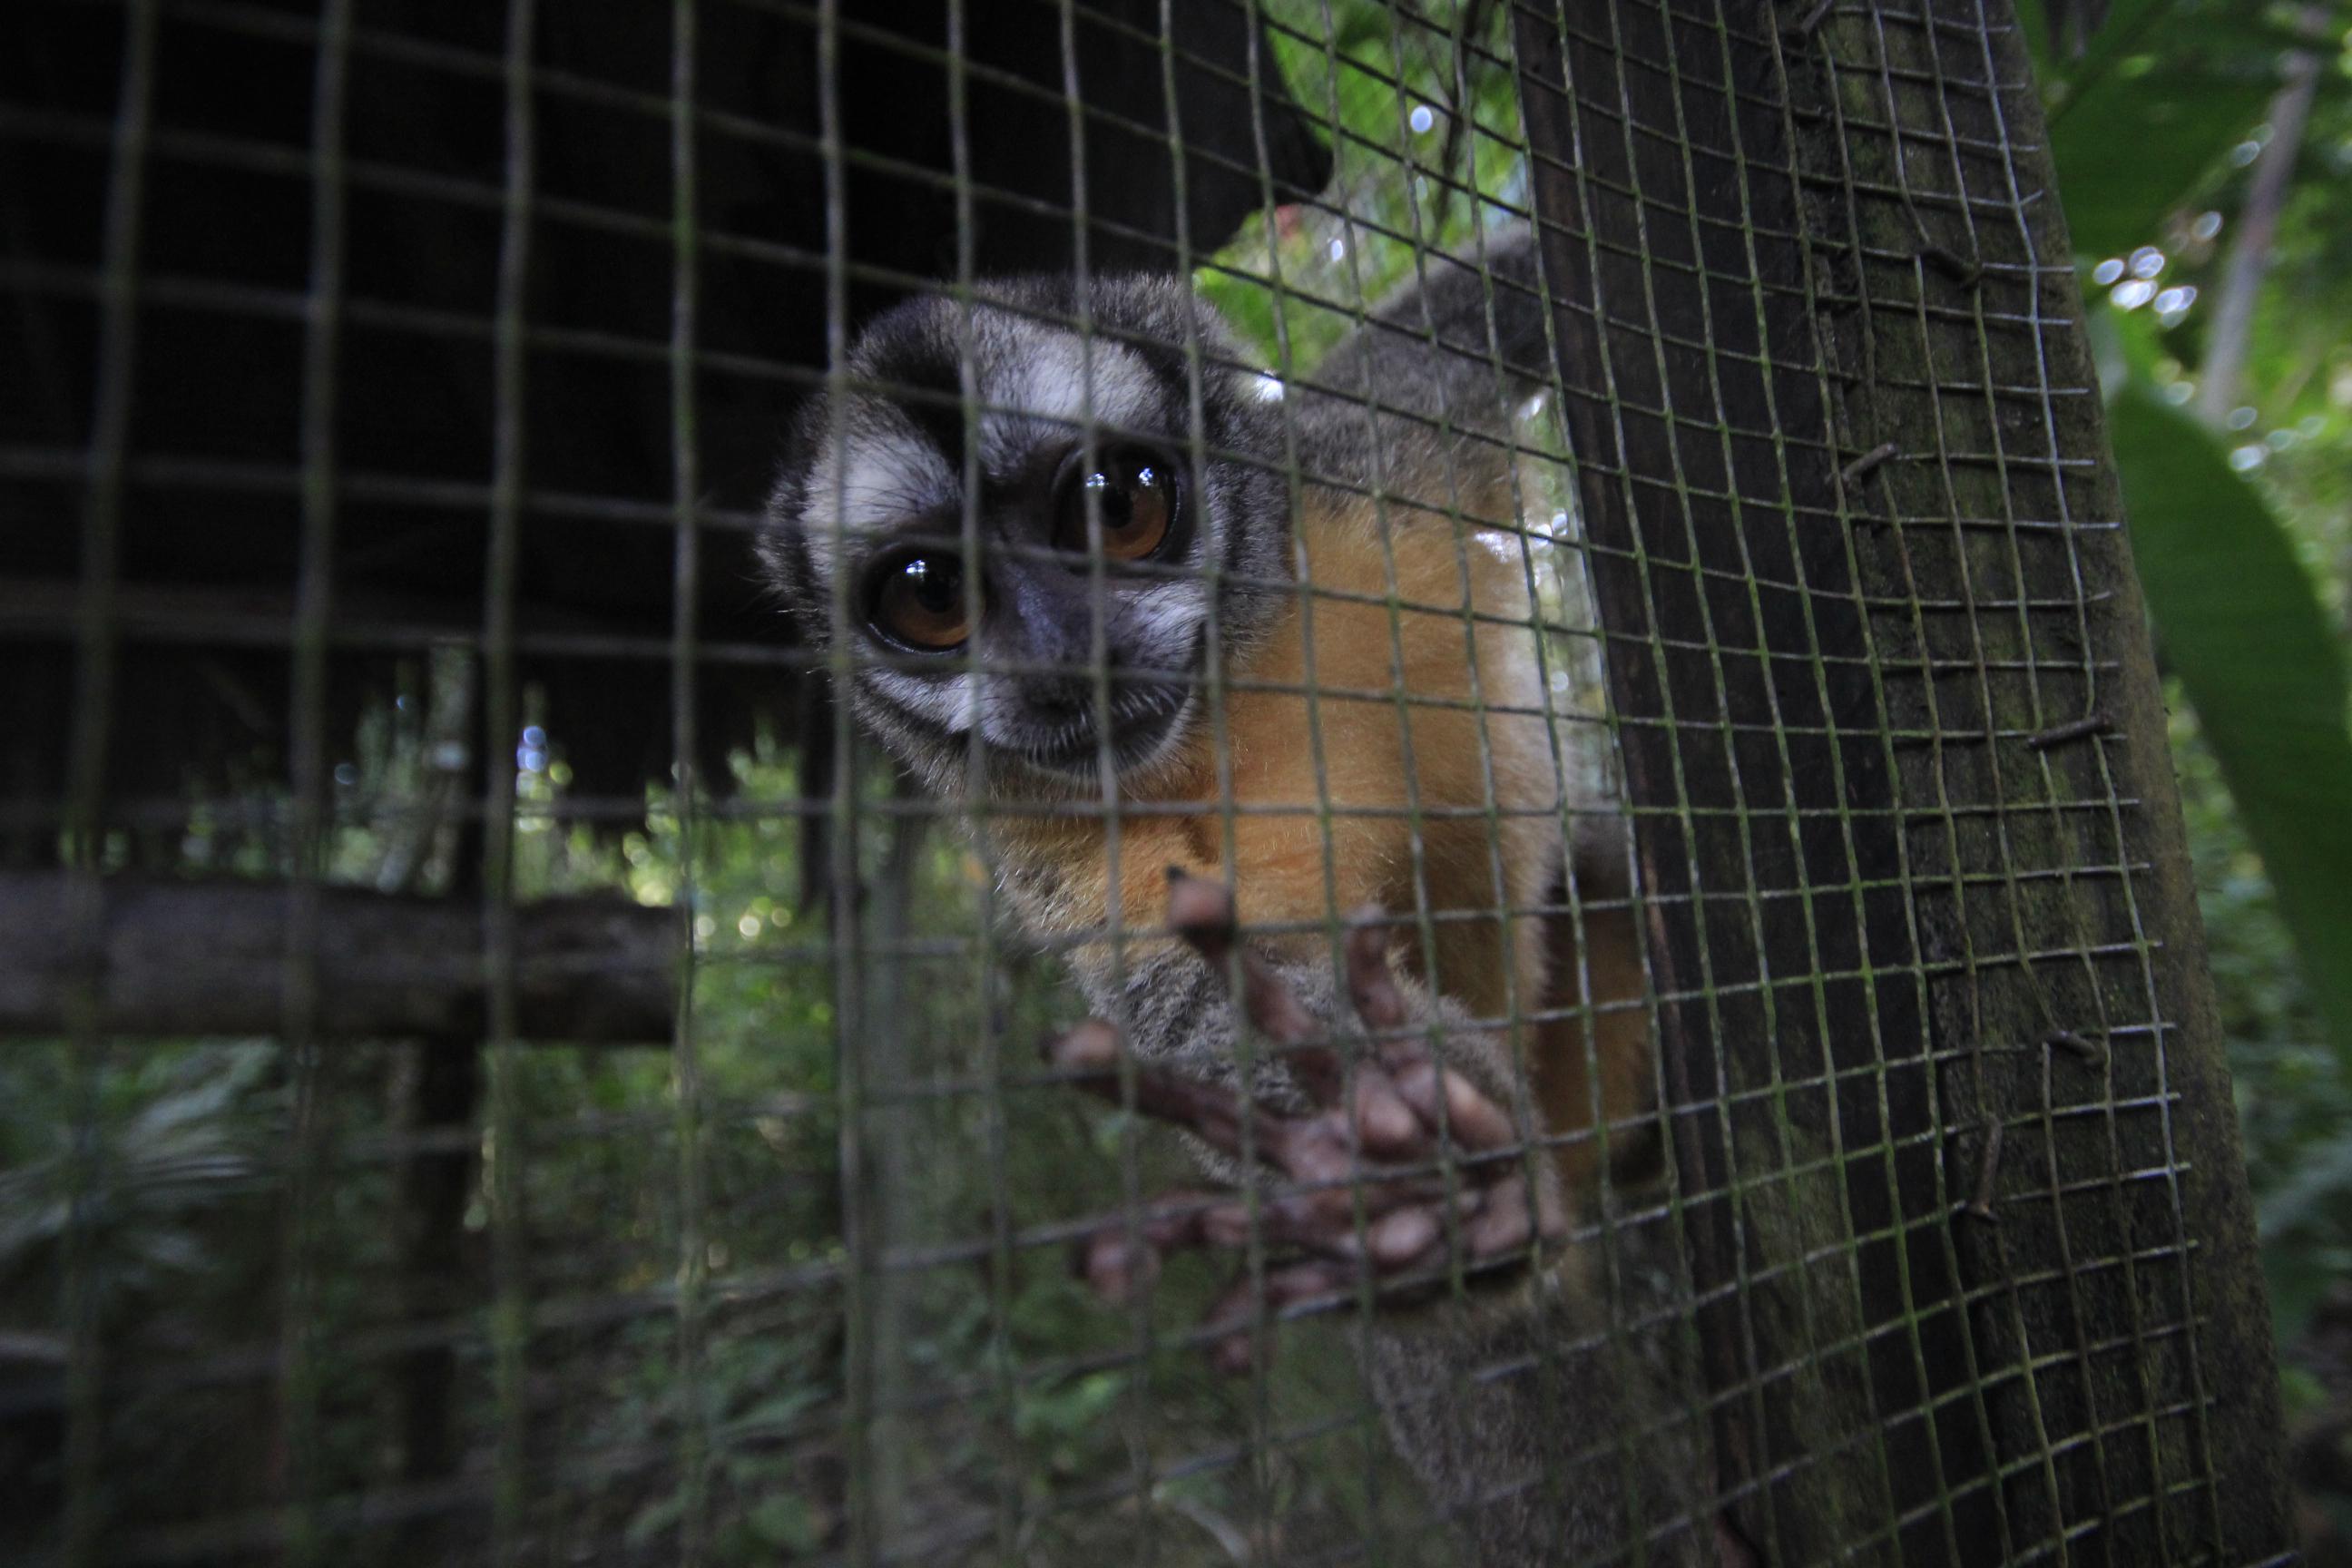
[1513,0,2288,1559]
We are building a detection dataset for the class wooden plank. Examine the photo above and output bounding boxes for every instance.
[0,872,674,1044]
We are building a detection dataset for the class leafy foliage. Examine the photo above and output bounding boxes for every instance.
[2028,0,2308,259]
[2029,0,2352,1552]
[2108,380,2352,1055]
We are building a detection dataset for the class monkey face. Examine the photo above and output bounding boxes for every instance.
[848,426,1206,781]
[764,279,1290,794]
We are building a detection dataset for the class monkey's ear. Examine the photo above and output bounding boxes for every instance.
[751,508,818,624]
[758,402,836,623]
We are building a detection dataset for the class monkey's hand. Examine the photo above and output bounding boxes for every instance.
[1045,874,1567,1375]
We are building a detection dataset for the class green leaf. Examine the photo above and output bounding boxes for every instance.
[2265,1243,2338,1355]
[2257,1122,2352,1240]
[2019,0,2328,260]
[2051,66,2272,260]
[2109,384,2352,1063]
[746,1494,822,1553]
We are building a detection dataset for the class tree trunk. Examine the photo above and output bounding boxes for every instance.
[1514,1,2288,1561]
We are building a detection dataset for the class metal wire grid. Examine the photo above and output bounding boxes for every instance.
[1769,11,2202,1556]
[0,0,2286,1564]
[1510,0,2278,1560]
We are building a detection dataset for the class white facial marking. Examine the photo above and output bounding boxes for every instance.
[803,299,1237,794]
[1127,583,1209,646]
[979,336,1160,469]
[799,420,957,574]
[867,664,977,736]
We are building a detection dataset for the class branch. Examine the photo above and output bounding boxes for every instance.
[2192,44,2321,428]
[0,874,676,1044]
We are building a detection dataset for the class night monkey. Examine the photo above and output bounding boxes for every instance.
[765,234,1701,1563]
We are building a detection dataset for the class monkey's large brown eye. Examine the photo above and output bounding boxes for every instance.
[1054,446,1180,563]
[867,551,970,651]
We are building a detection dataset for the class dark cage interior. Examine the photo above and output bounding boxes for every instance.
[0,1,2290,1565]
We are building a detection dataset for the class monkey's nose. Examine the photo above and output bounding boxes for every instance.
[1024,673,1108,720]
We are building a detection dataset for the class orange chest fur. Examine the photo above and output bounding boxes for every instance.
[994,493,1565,1009]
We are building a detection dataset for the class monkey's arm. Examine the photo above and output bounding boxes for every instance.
[1048,874,1567,1370]
[1054,876,1719,1566]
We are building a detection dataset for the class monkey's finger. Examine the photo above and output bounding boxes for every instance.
[1072,1185,1397,1303]
[1164,867,1240,965]
[1048,1014,1464,1197]
[1047,1022,1290,1156]
[1362,1202,1446,1269]
[1531,1165,1570,1244]
[1142,1171,1459,1264]
[1078,1188,1427,1303]
[1165,871,1349,1101]
[1280,916,1423,1152]
[1203,1258,1362,1377]
[1387,1055,1522,1156]
[1048,1022,1365,1181]
[1346,1067,1424,1160]
[1276,1172,1481,1257]
[1344,909,1411,1033]
[1350,1173,1521,1271]
[1072,1187,1241,1303]
[1463,1176,1536,1259]
[1259,1092,1496,1190]
[1250,1178,1484,1269]
[1349,1186,1558,1297]
[1077,1229,1161,1305]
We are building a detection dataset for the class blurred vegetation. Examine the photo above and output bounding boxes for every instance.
[2018,0,2352,1553]
[4,0,2350,1562]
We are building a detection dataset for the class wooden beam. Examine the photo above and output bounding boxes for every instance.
[0,873,675,1044]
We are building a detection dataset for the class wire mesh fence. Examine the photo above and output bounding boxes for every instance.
[0,0,2290,1564]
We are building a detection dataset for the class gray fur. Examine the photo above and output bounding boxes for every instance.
[1362,1231,1711,1565]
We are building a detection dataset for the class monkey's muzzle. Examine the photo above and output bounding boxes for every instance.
[992,633,1203,778]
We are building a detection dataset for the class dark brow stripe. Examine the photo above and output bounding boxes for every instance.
[888,359,969,483]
